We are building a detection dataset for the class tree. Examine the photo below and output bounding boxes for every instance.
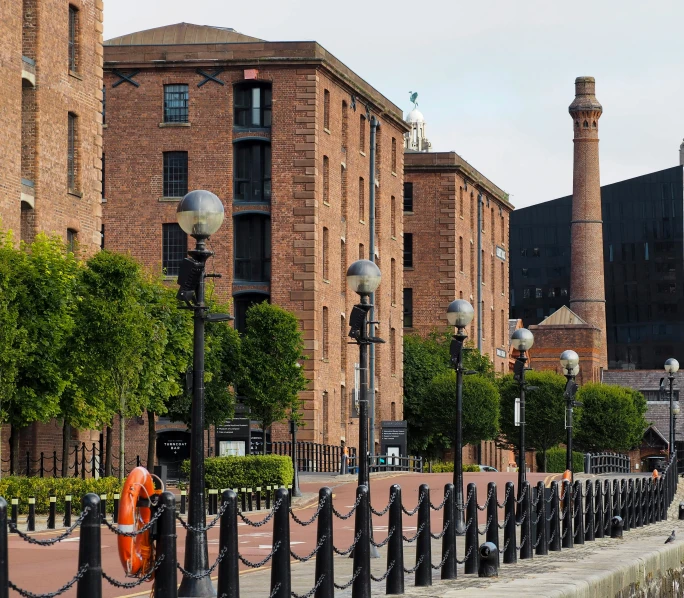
[574,383,648,452]
[240,302,308,454]
[498,370,567,472]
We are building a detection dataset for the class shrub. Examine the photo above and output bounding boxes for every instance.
[0,477,122,514]
[429,462,481,473]
[181,455,294,490]
[543,446,584,473]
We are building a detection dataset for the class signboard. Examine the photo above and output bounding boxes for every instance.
[380,420,408,461]
[496,348,507,358]
[215,418,251,457]
[496,246,507,261]
[216,418,250,438]
[514,398,521,427]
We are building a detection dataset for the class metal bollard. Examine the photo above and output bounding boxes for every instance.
[9,500,17,534]
[270,488,291,598]
[629,479,637,529]
[478,542,498,578]
[351,485,371,598]
[386,485,405,593]
[621,480,630,532]
[678,502,684,520]
[76,494,102,598]
[47,497,56,530]
[0,498,7,598]
[485,482,499,562]
[209,489,218,515]
[415,484,431,586]
[217,490,239,598]
[27,497,35,532]
[584,481,595,542]
[113,493,119,524]
[573,481,584,544]
[179,490,186,515]
[99,495,107,523]
[535,482,548,556]
[266,486,272,510]
[604,480,613,537]
[314,488,334,598]
[660,476,667,520]
[247,488,253,512]
[441,483,456,580]
[256,487,262,511]
[549,482,561,552]
[610,515,623,539]
[595,481,604,539]
[561,481,573,549]
[154,491,178,598]
[241,488,247,513]
[649,478,656,524]
[464,483,479,574]
[636,478,643,528]
[520,481,533,559]
[503,482,516,564]
[64,495,72,528]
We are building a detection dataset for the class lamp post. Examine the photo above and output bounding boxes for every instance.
[290,418,302,497]
[175,190,228,598]
[511,328,534,503]
[559,350,580,479]
[446,298,475,534]
[665,358,679,459]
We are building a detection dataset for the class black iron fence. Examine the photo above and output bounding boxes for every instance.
[269,441,357,474]
[1,454,678,598]
[584,452,631,475]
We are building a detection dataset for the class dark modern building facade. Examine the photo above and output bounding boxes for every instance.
[510,165,684,370]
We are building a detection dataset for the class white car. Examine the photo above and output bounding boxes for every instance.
[478,465,498,472]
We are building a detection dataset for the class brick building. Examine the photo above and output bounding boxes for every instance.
[101,23,407,464]
[0,0,103,470]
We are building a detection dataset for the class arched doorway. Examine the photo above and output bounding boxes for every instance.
[156,429,191,481]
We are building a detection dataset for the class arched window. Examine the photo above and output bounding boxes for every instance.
[234,140,271,202]
[583,120,589,128]
[234,81,272,127]
[234,213,271,282]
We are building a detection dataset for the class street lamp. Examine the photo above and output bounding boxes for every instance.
[446,298,475,534]
[665,358,679,459]
[511,328,534,503]
[176,190,229,598]
[560,350,580,479]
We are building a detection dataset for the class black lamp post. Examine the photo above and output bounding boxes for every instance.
[175,190,229,598]
[290,418,302,497]
[511,328,534,502]
[559,350,580,479]
[665,358,679,459]
[446,298,474,534]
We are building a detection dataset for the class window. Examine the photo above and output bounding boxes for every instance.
[391,259,396,304]
[501,214,505,244]
[459,187,464,217]
[67,113,78,192]
[403,182,413,212]
[68,5,78,72]
[322,227,329,280]
[164,85,189,123]
[322,306,329,360]
[535,288,542,299]
[340,239,346,288]
[403,289,413,328]
[234,82,272,127]
[322,156,330,204]
[391,402,396,421]
[470,193,474,229]
[501,262,505,294]
[340,165,347,219]
[459,237,464,272]
[390,328,396,375]
[233,293,268,333]
[234,214,271,282]
[234,141,271,202]
[66,229,77,254]
[404,234,413,268]
[163,151,188,198]
[391,137,397,173]
[340,316,347,372]
[323,89,330,130]
[359,177,365,221]
[359,114,366,152]
[162,223,187,276]
[523,288,530,299]
[101,153,105,199]
[359,243,365,260]
[391,196,396,237]
[341,101,348,151]
[501,310,505,346]
[481,302,485,338]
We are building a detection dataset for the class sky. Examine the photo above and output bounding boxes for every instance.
[104,0,684,208]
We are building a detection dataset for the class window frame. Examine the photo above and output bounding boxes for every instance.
[68,5,79,73]
[233,212,272,283]
[404,233,413,268]
[403,288,413,328]
[67,112,78,193]
[162,151,189,198]
[161,223,187,277]
[234,82,272,128]
[234,140,271,203]
[163,84,189,123]
[403,182,414,212]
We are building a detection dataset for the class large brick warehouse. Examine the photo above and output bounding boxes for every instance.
[101,23,408,462]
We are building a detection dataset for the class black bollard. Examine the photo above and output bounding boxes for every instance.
[27,497,35,532]
[610,515,623,539]
[266,486,271,510]
[660,477,667,520]
[179,490,186,515]
[485,482,499,562]
[478,542,498,578]
[621,480,630,532]
[503,482,516,564]
[678,502,684,520]
[520,482,533,559]
[573,481,584,545]
[415,484,432,586]
[351,485,371,598]
[549,482,561,552]
[209,488,217,516]
[604,480,613,537]
[561,481,573,549]
[595,481,604,539]
[270,488,291,598]
[99,494,107,523]
[636,478,643,528]
[76,494,102,598]
[0,498,7,598]
[256,487,262,511]
[584,481,595,542]
[9,500,17,534]
[314,488,334,598]
[47,496,56,530]
[535,482,548,556]
[464,483,479,574]
[154,492,178,598]
[113,493,119,524]
[441,484,456,580]
[217,490,239,598]
[630,479,637,529]
[649,478,656,524]
[64,495,72,528]
[386,485,405,593]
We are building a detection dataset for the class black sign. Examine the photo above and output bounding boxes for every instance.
[380,420,408,457]
[216,418,251,438]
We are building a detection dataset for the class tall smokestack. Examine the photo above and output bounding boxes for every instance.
[568,77,607,368]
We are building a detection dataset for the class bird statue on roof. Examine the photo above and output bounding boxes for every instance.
[409,91,418,109]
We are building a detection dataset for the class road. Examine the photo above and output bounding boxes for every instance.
[6,471,546,597]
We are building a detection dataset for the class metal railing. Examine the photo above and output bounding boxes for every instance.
[584,452,631,474]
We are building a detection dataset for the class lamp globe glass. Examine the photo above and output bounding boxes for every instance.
[176,190,225,239]
[346,259,381,295]
[664,358,680,374]
[446,299,475,328]
[560,350,580,375]
[511,328,534,352]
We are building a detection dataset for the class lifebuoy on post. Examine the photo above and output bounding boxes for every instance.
[117,466,157,577]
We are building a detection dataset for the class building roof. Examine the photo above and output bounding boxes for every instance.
[105,23,263,46]
[406,108,424,123]
[602,370,684,392]
[537,305,587,326]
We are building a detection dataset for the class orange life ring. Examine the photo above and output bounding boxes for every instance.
[653,469,660,479]
[562,470,572,483]
[117,466,156,578]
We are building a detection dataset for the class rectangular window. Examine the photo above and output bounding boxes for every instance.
[66,229,77,254]
[341,239,347,290]
[341,101,348,152]
[391,137,397,173]
[322,156,329,205]
[403,182,413,212]
[359,114,366,152]
[501,310,505,346]
[67,113,78,192]
[459,186,464,217]
[68,6,78,72]
[404,233,413,268]
[340,316,347,373]
[163,151,188,198]
[162,223,187,277]
[391,258,396,304]
[390,328,396,375]
[322,306,329,360]
[535,288,543,299]
[323,89,330,130]
[341,165,347,219]
[403,288,413,328]
[470,193,474,229]
[501,262,505,294]
[234,83,272,127]
[164,84,189,123]
[322,227,329,281]
[459,237,464,272]
[101,153,105,199]
[234,142,271,202]
[391,196,396,237]
[234,214,271,282]
[359,177,365,221]
[501,214,505,244]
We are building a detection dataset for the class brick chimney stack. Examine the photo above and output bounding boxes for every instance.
[568,77,607,367]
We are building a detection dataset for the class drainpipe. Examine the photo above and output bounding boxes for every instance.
[369,116,379,457]
[477,192,483,351]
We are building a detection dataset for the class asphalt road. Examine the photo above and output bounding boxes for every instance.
[6,471,547,597]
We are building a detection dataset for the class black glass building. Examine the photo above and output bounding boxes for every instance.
[510,166,684,369]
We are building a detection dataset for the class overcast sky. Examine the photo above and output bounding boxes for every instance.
[105,1,684,208]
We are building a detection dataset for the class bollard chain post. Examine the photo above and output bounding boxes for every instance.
[485,482,499,563]
[27,497,35,532]
[217,490,239,598]
[386,485,405,594]
[441,483,456,580]
[270,488,291,598]
[64,495,72,528]
[351,485,371,598]
[76,493,102,598]
[535,482,548,556]
[573,481,584,545]
[520,481,533,559]
[464,483,479,574]
[549,482,561,552]
[503,482,516,564]
[314,487,334,598]
[584,480,595,542]
[48,496,56,530]
[155,491,178,598]
[561,481,573,550]
[415,484,431,587]
[621,480,630,533]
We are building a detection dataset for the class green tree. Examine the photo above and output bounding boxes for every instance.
[574,383,648,452]
[240,302,308,454]
[498,370,567,472]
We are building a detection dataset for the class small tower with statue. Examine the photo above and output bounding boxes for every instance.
[404,91,432,152]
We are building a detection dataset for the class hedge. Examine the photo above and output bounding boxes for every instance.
[0,477,122,514]
[429,462,481,473]
[181,455,294,491]
[543,446,584,473]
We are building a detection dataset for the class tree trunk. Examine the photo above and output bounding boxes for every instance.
[105,425,113,477]
[147,410,156,471]
[542,447,548,473]
[10,426,20,476]
[61,421,71,477]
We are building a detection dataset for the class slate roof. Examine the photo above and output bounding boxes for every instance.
[602,370,684,392]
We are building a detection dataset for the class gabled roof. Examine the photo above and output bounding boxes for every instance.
[643,424,668,448]
[602,370,684,392]
[537,305,588,326]
[105,23,264,46]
